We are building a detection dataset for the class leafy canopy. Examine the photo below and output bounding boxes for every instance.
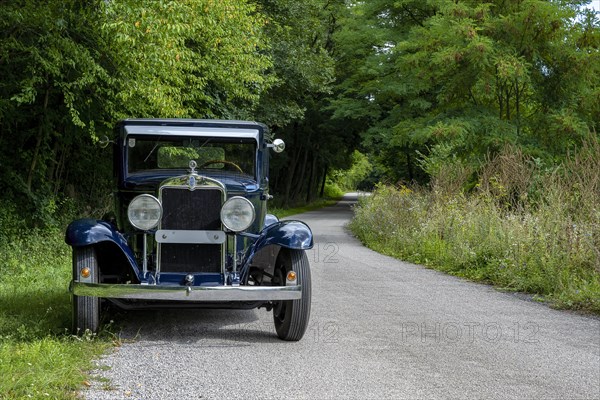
[331,0,600,183]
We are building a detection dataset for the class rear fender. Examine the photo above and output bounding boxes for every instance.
[65,219,141,278]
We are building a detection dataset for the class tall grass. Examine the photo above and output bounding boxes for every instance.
[351,139,600,312]
[0,218,109,399]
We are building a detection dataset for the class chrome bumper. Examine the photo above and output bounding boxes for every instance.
[70,281,301,301]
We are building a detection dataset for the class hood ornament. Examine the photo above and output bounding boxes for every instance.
[188,160,197,191]
[189,160,197,174]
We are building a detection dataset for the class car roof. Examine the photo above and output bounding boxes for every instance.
[118,119,266,142]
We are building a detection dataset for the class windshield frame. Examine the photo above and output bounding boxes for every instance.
[125,134,259,180]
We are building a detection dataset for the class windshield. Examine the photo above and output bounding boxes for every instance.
[127,135,256,178]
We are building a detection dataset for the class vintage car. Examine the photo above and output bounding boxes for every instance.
[65,119,312,341]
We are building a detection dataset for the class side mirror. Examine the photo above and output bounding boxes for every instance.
[98,135,114,148]
[268,138,285,153]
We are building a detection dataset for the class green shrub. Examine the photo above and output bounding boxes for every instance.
[351,140,600,313]
[329,150,374,192]
[323,181,345,199]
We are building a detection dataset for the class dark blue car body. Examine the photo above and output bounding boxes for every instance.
[66,119,313,340]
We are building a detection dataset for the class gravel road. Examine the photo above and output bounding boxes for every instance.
[85,194,600,399]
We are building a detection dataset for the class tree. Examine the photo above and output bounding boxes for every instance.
[0,1,117,224]
[252,0,360,206]
[329,0,438,183]
[103,0,274,119]
[330,0,600,184]
[0,0,275,224]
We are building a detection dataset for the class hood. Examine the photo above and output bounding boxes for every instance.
[122,170,259,194]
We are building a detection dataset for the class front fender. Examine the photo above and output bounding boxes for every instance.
[66,219,123,247]
[264,213,279,228]
[256,220,313,250]
[242,220,313,271]
[65,219,140,276]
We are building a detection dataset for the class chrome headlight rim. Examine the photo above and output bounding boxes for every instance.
[220,196,256,232]
[127,194,162,231]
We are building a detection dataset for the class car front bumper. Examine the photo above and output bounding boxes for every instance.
[70,281,302,301]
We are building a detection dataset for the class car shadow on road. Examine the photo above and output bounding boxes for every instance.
[108,307,282,345]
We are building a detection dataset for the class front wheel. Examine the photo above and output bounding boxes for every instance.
[273,249,311,341]
[72,246,100,335]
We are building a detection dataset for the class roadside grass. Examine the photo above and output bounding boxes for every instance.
[0,228,110,399]
[350,144,600,314]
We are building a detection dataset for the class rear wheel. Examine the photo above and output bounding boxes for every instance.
[72,247,100,334]
[273,249,311,341]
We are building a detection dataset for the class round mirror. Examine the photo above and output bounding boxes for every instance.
[98,135,111,149]
[272,138,285,153]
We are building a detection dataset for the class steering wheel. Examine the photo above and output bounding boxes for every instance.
[199,159,244,173]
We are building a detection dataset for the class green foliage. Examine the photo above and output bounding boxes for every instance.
[323,181,345,199]
[258,0,360,207]
[330,150,374,191]
[0,0,116,224]
[0,0,276,225]
[104,0,274,119]
[0,228,110,398]
[331,0,600,184]
[253,0,337,127]
[0,0,352,219]
[350,141,600,313]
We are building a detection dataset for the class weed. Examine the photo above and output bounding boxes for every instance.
[351,140,600,313]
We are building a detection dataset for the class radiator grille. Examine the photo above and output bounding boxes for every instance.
[159,187,223,273]
[161,188,222,230]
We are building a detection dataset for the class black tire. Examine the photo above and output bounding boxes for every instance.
[72,246,100,334]
[273,249,311,341]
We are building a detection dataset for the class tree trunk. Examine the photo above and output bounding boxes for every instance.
[54,143,69,195]
[282,124,300,207]
[319,165,328,197]
[496,68,503,119]
[27,88,50,191]
[405,146,414,182]
[292,147,309,202]
[306,154,318,203]
[47,139,60,181]
[505,87,511,120]
[515,82,521,137]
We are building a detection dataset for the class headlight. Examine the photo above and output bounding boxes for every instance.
[220,196,255,232]
[127,194,162,231]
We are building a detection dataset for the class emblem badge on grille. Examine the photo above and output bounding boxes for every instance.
[188,175,196,191]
